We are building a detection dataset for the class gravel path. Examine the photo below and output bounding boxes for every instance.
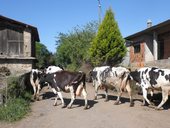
[1,83,170,128]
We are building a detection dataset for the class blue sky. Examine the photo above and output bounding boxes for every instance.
[0,0,170,53]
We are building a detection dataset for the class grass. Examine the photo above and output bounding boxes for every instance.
[0,75,32,122]
[0,98,30,122]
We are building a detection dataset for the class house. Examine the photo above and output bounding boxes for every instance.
[0,15,40,75]
[124,19,170,68]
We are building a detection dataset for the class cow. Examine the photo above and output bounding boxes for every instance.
[101,66,134,107]
[39,70,88,109]
[89,66,110,100]
[45,65,64,74]
[22,69,42,100]
[128,67,170,110]
[90,66,134,107]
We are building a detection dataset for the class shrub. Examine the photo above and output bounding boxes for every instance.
[0,75,32,122]
[0,98,30,122]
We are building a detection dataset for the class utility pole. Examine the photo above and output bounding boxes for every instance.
[98,0,101,24]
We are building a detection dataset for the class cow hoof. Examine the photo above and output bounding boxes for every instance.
[130,102,134,107]
[148,104,155,109]
[61,104,67,108]
[141,103,146,106]
[53,103,57,106]
[67,106,72,109]
[84,105,89,110]
[36,98,40,101]
[93,97,97,100]
[104,99,109,102]
[155,107,162,110]
[114,101,120,105]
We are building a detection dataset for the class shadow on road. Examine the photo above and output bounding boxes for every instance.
[40,91,98,109]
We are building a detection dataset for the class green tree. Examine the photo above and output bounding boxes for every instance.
[36,42,55,68]
[89,8,127,66]
[55,21,98,70]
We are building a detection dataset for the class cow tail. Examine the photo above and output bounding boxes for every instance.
[121,72,129,91]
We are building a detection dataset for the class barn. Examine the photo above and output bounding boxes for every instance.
[123,19,170,68]
[0,15,40,75]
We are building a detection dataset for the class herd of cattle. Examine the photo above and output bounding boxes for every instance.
[25,65,170,110]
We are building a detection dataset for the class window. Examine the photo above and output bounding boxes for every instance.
[7,28,23,56]
[134,44,140,53]
[0,25,23,56]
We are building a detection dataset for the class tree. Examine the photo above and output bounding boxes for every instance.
[55,21,98,70]
[36,42,55,68]
[89,8,127,66]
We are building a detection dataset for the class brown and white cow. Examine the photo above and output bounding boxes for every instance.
[90,66,134,107]
[39,70,88,109]
[128,67,170,110]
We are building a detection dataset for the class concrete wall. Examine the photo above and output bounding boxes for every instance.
[144,35,154,61]
[121,47,130,67]
[145,59,170,69]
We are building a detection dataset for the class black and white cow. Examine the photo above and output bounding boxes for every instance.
[23,69,42,100]
[45,65,64,74]
[90,66,134,106]
[128,67,170,109]
[39,70,88,109]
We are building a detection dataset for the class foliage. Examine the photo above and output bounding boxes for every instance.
[55,21,98,70]
[0,75,32,122]
[89,8,127,66]
[3,76,32,100]
[36,42,55,68]
[0,98,30,122]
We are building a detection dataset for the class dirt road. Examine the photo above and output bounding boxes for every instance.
[1,83,170,128]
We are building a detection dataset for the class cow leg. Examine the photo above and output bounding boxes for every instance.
[51,88,66,107]
[114,86,122,105]
[104,87,108,102]
[94,85,99,100]
[30,77,37,100]
[156,88,169,110]
[68,86,75,109]
[32,84,37,100]
[57,92,66,108]
[36,83,41,101]
[82,88,88,109]
[126,81,134,107]
[53,95,58,106]
[142,87,152,106]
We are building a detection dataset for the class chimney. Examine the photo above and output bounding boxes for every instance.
[147,19,152,28]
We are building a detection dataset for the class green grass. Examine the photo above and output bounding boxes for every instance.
[0,98,30,122]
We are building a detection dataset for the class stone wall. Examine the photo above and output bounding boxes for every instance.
[0,58,35,75]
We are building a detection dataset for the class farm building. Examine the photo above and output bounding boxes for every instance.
[123,19,170,68]
[0,15,39,75]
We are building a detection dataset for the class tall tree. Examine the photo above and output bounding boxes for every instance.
[89,8,127,66]
[55,21,98,70]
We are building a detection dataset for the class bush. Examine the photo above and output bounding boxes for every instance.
[0,98,30,122]
[0,74,32,122]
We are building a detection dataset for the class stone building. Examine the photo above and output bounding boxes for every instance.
[0,15,39,75]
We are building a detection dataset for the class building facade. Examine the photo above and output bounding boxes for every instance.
[0,15,39,75]
[124,20,170,68]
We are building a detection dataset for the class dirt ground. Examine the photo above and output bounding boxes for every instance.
[1,83,170,128]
